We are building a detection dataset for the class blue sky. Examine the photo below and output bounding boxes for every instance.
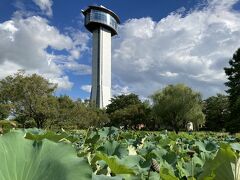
[1,0,240,100]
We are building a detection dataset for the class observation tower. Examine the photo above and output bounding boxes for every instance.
[82,5,120,108]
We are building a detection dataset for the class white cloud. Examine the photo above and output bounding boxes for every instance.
[112,84,131,96]
[63,62,91,75]
[0,61,22,79]
[0,15,89,89]
[159,71,178,77]
[112,0,240,98]
[33,0,53,17]
[81,85,92,93]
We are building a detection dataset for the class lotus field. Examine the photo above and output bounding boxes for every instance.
[0,127,240,180]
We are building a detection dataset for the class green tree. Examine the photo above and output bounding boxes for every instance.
[151,84,205,133]
[0,82,12,120]
[45,96,109,130]
[0,72,58,128]
[46,95,75,129]
[71,100,109,129]
[106,94,141,114]
[0,104,11,120]
[203,94,229,131]
[106,94,150,128]
[224,48,240,133]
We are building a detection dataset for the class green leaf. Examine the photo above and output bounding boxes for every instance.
[176,160,190,178]
[163,151,178,165]
[199,144,237,180]
[98,141,128,158]
[85,133,100,144]
[160,167,179,180]
[205,141,218,152]
[98,127,119,138]
[148,171,160,180]
[96,152,136,175]
[194,141,208,152]
[120,155,144,168]
[24,130,77,143]
[92,174,122,180]
[231,143,240,152]
[0,131,92,180]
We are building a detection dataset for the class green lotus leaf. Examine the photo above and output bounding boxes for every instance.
[120,155,144,168]
[199,144,238,180]
[231,143,240,152]
[97,140,128,158]
[205,141,218,152]
[0,131,92,180]
[85,132,100,144]
[92,174,122,180]
[148,171,160,180]
[98,127,119,138]
[162,151,178,165]
[25,130,78,143]
[176,160,190,178]
[160,167,178,180]
[96,152,136,175]
[194,141,208,152]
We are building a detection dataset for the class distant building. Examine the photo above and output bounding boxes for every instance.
[82,5,120,108]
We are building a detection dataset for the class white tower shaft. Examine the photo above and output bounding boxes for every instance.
[91,27,111,108]
[82,5,120,108]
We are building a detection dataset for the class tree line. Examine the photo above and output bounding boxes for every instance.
[0,48,239,133]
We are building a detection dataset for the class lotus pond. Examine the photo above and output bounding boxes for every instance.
[0,127,240,180]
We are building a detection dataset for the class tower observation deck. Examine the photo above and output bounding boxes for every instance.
[82,5,120,108]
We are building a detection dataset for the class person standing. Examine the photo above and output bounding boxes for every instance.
[186,121,193,134]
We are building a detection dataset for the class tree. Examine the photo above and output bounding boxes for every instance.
[224,48,240,133]
[106,94,142,114]
[203,94,229,131]
[0,104,11,120]
[0,72,58,128]
[71,100,109,129]
[46,95,75,129]
[106,93,150,128]
[0,83,12,120]
[151,84,205,133]
[46,97,109,130]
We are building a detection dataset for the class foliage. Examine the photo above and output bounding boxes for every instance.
[0,71,58,128]
[0,130,92,180]
[0,73,109,130]
[203,94,229,131]
[82,128,240,179]
[151,84,205,133]
[0,104,11,120]
[199,144,240,180]
[224,48,240,133]
[106,94,151,128]
[106,94,142,114]
[1,127,240,179]
[71,101,109,129]
[47,98,109,130]
[0,120,17,134]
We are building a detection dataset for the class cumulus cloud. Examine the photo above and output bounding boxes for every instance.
[33,0,53,17]
[112,0,240,98]
[112,84,131,96]
[63,62,91,75]
[81,85,92,93]
[0,14,89,89]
